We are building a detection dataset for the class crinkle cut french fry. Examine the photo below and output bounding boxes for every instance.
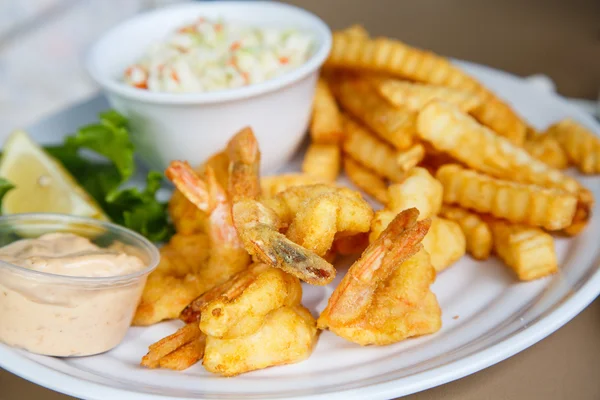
[488,218,558,281]
[310,79,344,145]
[416,101,581,194]
[325,33,482,93]
[440,205,493,260]
[387,167,443,220]
[342,115,406,181]
[469,96,527,145]
[343,157,389,204]
[372,78,483,112]
[260,174,329,198]
[421,216,466,272]
[546,118,600,174]
[523,133,569,170]
[335,77,414,150]
[337,24,370,39]
[436,164,577,231]
[301,144,341,182]
[396,143,425,171]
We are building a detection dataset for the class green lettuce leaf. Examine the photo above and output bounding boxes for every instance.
[46,110,172,242]
[0,177,15,212]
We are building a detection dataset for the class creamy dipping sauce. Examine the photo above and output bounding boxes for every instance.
[0,233,148,356]
[124,17,314,93]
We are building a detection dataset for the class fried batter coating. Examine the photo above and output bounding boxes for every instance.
[132,234,211,326]
[203,304,317,376]
[387,167,443,220]
[232,199,335,285]
[262,184,374,255]
[440,206,493,260]
[342,115,406,181]
[416,101,581,194]
[523,133,569,170]
[200,266,302,339]
[310,78,344,145]
[488,218,558,281]
[337,24,370,39]
[168,190,208,235]
[436,164,577,231]
[343,157,390,204]
[319,208,441,345]
[372,78,483,112]
[260,174,329,198]
[421,217,466,272]
[335,77,414,150]
[302,143,342,182]
[546,118,600,174]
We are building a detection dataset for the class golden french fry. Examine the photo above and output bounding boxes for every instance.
[310,78,344,145]
[342,116,405,181]
[436,164,577,231]
[523,133,569,170]
[416,101,581,194]
[372,78,483,112]
[301,144,341,182]
[388,167,443,219]
[337,24,370,39]
[260,174,329,198]
[488,218,558,281]
[335,77,414,150]
[546,118,600,174]
[325,33,482,93]
[396,143,425,171]
[469,96,527,145]
[422,216,466,272]
[440,205,493,260]
[343,157,389,204]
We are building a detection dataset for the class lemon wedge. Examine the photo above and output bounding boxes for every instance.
[0,130,108,220]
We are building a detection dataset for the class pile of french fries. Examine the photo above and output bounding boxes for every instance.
[302,25,599,281]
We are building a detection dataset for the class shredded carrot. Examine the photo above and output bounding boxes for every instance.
[279,56,289,64]
[230,41,241,51]
[178,25,195,34]
[134,81,148,89]
[241,72,250,84]
[215,23,223,32]
[171,70,179,83]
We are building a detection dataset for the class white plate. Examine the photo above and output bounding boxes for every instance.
[1,61,599,400]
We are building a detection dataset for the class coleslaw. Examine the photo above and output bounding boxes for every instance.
[124,17,314,93]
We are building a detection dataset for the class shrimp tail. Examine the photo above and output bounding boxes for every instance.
[227,127,261,201]
[166,161,210,212]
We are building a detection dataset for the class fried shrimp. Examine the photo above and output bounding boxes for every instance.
[318,208,440,345]
[166,161,251,288]
[142,264,318,376]
[232,199,336,285]
[320,208,430,325]
[133,160,252,326]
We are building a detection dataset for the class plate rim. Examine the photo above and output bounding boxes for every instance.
[1,60,600,400]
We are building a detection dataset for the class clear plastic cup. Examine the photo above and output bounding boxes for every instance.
[0,213,160,356]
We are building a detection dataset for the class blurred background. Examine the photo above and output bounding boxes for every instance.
[0,0,598,138]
